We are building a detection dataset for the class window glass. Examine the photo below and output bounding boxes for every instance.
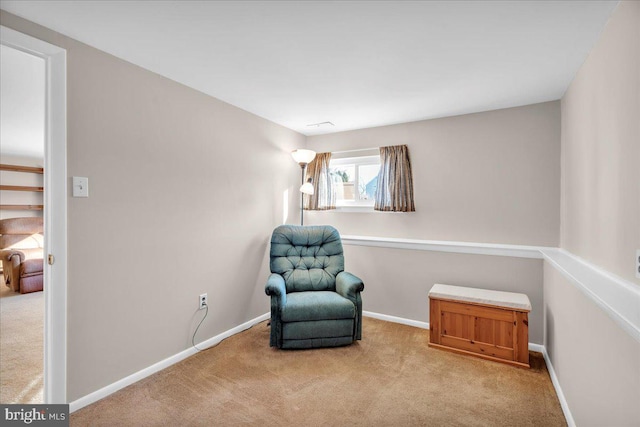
[329,155,380,207]
[358,164,379,201]
[330,165,355,202]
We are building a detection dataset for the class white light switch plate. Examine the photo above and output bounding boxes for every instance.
[72,176,89,197]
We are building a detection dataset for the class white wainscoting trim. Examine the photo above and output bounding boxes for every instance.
[69,312,270,413]
[346,235,640,343]
[541,248,640,343]
[342,235,550,259]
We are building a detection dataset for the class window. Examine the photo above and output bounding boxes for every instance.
[329,155,381,207]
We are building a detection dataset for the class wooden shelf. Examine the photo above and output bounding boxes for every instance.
[0,164,45,212]
[0,185,44,192]
[0,164,44,174]
[0,205,44,211]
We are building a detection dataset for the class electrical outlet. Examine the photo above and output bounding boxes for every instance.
[199,293,208,310]
[636,250,640,279]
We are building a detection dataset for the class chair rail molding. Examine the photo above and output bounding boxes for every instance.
[341,235,550,259]
[342,235,640,344]
[540,248,640,343]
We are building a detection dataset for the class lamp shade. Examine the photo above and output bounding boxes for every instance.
[291,149,316,165]
[300,181,314,195]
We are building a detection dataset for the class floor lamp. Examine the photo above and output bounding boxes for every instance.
[291,149,316,226]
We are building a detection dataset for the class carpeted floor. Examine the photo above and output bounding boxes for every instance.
[0,275,44,404]
[71,318,565,426]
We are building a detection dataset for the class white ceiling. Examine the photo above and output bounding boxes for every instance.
[1,1,618,136]
[0,44,45,158]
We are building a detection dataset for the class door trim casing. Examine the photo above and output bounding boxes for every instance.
[1,25,68,404]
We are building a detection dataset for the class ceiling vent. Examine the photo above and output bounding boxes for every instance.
[306,121,334,128]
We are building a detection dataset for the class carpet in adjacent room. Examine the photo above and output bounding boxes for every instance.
[0,276,44,404]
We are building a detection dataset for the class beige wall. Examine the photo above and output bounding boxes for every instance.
[1,11,305,401]
[304,103,559,350]
[561,0,640,284]
[546,3,640,425]
[306,101,561,246]
[544,262,640,426]
[346,245,544,344]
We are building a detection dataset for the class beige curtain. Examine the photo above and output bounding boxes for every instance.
[374,145,415,212]
[304,152,336,210]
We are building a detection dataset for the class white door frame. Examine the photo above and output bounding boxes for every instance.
[1,25,68,404]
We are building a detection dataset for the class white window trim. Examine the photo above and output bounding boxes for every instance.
[333,205,377,213]
[330,155,380,167]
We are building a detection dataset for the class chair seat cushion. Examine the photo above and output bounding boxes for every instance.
[282,319,354,342]
[20,258,43,275]
[281,291,355,322]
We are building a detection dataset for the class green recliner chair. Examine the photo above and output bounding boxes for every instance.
[265,225,364,349]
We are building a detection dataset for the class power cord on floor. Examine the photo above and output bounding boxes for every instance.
[192,303,209,351]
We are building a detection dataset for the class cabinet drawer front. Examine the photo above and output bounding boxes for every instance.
[429,296,529,368]
[438,300,518,354]
[440,310,515,349]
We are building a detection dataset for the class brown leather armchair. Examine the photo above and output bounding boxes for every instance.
[0,217,44,294]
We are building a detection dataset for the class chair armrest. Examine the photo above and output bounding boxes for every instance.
[265,273,286,306]
[0,249,25,265]
[336,271,364,300]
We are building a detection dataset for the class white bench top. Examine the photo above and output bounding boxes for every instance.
[429,283,531,312]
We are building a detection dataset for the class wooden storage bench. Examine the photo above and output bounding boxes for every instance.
[428,284,531,368]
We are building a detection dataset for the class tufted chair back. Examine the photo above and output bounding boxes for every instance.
[270,225,345,293]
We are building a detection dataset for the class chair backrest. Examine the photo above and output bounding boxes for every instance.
[270,225,345,293]
[0,217,44,250]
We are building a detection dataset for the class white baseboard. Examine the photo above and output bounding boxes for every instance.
[528,343,544,353]
[541,347,576,427]
[363,310,430,329]
[69,312,269,413]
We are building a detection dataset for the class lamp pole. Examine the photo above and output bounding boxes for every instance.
[300,163,305,226]
[291,149,316,227]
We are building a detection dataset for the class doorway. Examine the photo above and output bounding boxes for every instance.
[0,25,67,404]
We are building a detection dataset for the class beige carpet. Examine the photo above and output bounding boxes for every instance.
[71,318,565,426]
[0,275,44,403]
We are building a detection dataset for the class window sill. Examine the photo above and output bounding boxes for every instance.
[334,206,375,213]
[306,206,376,213]
[307,206,415,213]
